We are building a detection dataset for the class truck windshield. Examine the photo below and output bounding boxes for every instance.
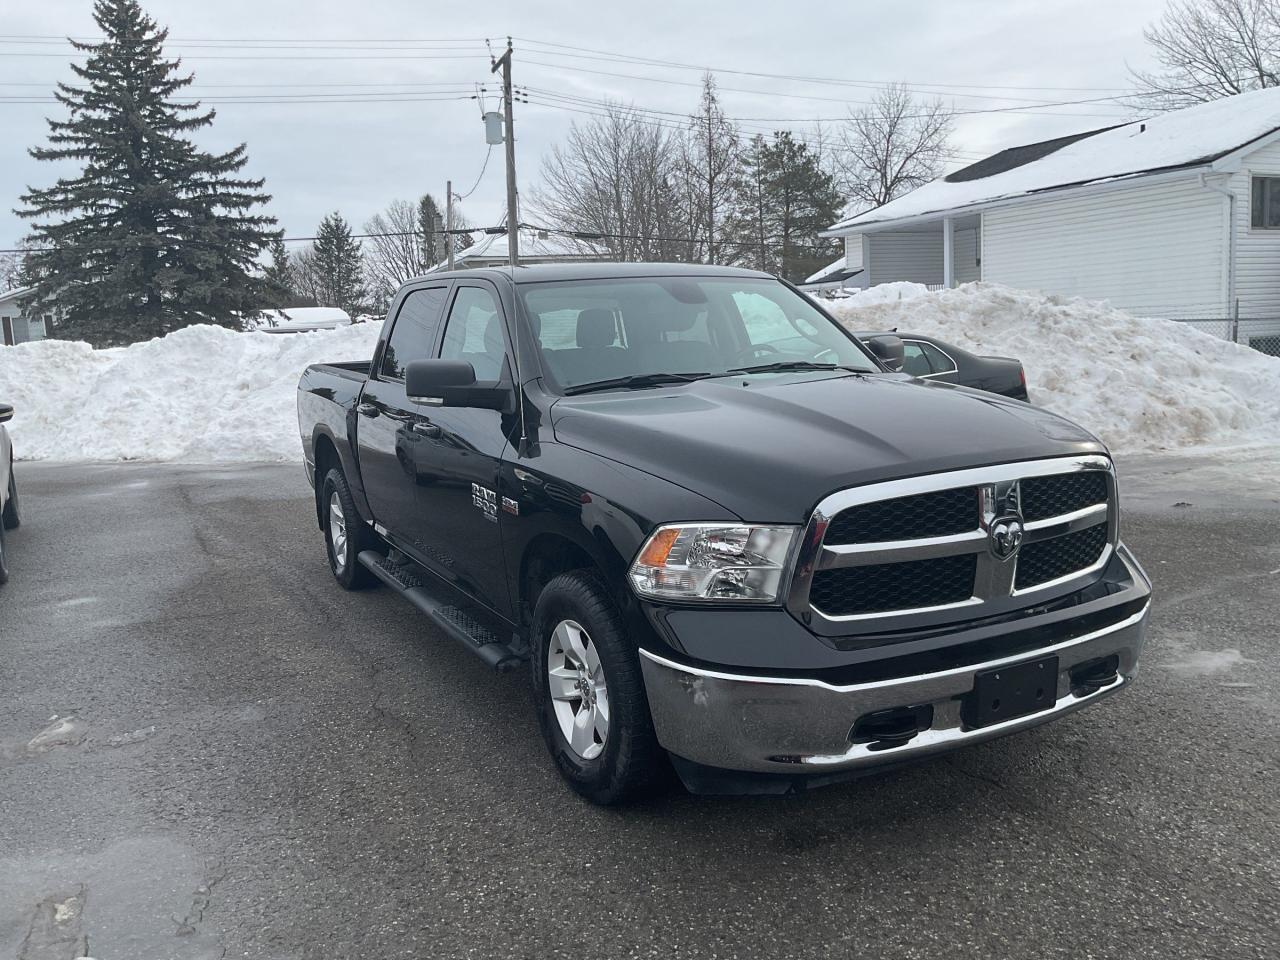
[519,276,879,392]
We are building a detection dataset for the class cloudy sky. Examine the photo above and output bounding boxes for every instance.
[2,0,1173,250]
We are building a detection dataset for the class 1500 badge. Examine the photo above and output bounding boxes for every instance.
[471,483,499,523]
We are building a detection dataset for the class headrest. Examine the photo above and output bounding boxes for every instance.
[576,308,617,348]
[483,314,505,356]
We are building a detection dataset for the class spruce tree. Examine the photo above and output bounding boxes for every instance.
[417,194,445,269]
[312,212,367,319]
[261,236,296,309]
[726,131,843,282]
[17,0,278,347]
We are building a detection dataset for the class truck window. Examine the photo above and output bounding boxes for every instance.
[381,286,449,380]
[440,286,507,380]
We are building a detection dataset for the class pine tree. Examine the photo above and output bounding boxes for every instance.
[17,0,278,347]
[312,212,367,319]
[417,195,445,270]
[725,131,843,282]
[260,236,296,310]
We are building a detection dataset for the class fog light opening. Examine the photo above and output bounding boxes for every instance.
[1070,655,1120,695]
[851,704,934,751]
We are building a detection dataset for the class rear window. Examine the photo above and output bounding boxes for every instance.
[519,276,876,390]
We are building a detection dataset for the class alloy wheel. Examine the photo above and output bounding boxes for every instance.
[547,619,610,760]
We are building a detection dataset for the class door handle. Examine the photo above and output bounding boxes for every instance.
[357,402,378,417]
[412,422,442,438]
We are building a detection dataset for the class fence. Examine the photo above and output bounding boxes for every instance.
[1171,317,1280,358]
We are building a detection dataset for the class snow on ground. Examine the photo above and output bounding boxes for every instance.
[0,322,382,462]
[825,282,1280,455]
[1,282,1277,463]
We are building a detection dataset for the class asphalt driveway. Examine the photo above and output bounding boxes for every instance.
[0,459,1276,960]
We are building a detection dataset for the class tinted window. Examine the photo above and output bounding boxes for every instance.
[920,341,956,374]
[381,286,448,380]
[901,342,933,377]
[440,285,507,380]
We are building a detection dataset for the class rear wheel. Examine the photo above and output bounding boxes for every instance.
[2,466,18,530]
[531,570,665,804]
[321,467,378,590]
[0,522,9,585]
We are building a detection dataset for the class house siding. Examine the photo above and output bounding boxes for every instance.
[866,232,942,286]
[982,175,1226,319]
[1230,139,1280,321]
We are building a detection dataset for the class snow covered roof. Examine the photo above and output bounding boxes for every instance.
[827,88,1280,233]
[253,306,351,332]
[804,256,860,284]
[428,227,606,271]
[0,286,33,307]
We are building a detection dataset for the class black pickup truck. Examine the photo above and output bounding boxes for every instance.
[297,264,1151,803]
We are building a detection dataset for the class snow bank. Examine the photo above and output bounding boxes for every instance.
[0,322,382,461]
[2,283,1277,462]
[826,282,1280,453]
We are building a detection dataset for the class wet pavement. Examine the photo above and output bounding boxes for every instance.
[1,458,1276,960]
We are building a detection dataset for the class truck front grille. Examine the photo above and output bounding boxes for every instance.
[825,487,978,544]
[810,554,977,616]
[789,456,1116,627]
[1020,471,1107,522]
[1014,523,1109,590]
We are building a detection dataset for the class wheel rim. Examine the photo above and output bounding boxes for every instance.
[547,619,609,760]
[328,492,348,573]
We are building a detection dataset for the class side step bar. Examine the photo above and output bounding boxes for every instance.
[357,550,525,672]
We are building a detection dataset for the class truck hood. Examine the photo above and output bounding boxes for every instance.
[549,372,1105,521]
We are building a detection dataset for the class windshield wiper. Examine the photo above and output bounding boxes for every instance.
[564,372,713,395]
[726,360,859,375]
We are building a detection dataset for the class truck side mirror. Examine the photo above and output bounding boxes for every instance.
[0,404,13,424]
[405,359,510,410]
[865,335,905,372]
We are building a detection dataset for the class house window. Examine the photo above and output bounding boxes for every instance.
[1250,176,1280,229]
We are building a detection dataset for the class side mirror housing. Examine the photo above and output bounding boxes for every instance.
[405,359,509,410]
[0,404,13,424]
[865,335,905,372]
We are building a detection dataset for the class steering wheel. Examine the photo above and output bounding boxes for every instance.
[731,343,783,365]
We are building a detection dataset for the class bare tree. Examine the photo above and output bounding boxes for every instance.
[682,73,740,263]
[1132,0,1280,108]
[835,83,954,214]
[364,199,425,303]
[532,102,693,262]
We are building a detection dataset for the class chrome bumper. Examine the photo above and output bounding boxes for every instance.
[638,603,1149,775]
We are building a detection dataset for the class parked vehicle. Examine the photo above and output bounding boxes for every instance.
[297,264,1151,803]
[0,403,20,585]
[856,330,1029,400]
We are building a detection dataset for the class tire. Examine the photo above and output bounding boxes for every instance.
[0,521,9,585]
[531,570,665,804]
[321,467,378,590]
[2,465,18,531]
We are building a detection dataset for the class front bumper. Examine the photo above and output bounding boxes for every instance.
[638,599,1149,778]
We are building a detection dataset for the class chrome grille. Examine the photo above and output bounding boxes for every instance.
[787,456,1116,628]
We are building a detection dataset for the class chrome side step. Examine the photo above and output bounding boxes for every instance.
[357,550,525,672]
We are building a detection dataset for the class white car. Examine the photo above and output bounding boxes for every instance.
[0,403,20,584]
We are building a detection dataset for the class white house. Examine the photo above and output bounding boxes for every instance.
[427,226,607,272]
[823,88,1280,329]
[0,287,54,346]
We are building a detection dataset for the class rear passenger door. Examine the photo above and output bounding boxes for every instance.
[411,281,516,618]
[356,282,452,550]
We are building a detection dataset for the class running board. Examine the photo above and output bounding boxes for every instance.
[357,550,525,672]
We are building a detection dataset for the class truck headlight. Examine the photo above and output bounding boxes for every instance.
[628,523,798,603]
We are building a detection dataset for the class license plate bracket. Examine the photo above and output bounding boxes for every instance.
[963,655,1059,729]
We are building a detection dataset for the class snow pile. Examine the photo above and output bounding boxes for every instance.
[0,322,382,461]
[827,282,1280,453]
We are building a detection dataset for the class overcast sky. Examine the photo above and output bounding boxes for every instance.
[1,0,1173,250]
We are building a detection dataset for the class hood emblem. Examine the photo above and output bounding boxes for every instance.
[989,515,1024,561]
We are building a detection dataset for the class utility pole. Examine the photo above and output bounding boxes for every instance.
[446,179,455,270]
[491,39,519,267]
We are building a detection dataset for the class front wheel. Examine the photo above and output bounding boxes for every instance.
[0,521,9,585]
[321,467,378,590]
[2,466,18,531]
[531,571,665,804]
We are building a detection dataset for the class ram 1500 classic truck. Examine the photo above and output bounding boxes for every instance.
[297,263,1151,803]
